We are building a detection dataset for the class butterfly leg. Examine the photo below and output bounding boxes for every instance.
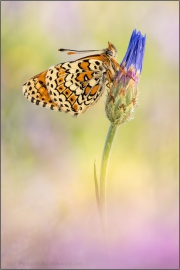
[106,70,116,102]
[114,61,135,81]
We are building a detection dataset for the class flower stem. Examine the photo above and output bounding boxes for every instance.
[99,122,118,233]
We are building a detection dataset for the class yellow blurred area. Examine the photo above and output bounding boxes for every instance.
[1,1,179,269]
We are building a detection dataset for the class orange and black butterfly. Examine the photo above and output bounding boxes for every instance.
[22,42,123,116]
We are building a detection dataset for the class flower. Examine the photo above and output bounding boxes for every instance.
[121,29,146,74]
[105,29,146,125]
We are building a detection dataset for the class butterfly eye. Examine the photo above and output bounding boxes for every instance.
[106,49,113,56]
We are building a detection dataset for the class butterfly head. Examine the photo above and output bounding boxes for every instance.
[105,42,117,58]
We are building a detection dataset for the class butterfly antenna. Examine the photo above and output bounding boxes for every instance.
[58,48,103,55]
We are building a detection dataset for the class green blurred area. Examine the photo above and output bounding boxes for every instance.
[1,1,179,269]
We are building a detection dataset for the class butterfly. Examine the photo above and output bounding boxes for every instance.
[22,42,124,116]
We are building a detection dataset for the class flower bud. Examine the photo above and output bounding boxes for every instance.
[105,30,146,125]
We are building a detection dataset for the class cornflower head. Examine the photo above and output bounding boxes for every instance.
[105,29,146,125]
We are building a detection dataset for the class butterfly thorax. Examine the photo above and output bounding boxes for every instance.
[102,42,119,80]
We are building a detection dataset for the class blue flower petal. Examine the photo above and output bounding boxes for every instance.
[120,29,146,73]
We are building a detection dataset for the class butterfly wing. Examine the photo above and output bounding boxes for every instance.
[23,70,60,111]
[23,55,110,115]
[46,56,108,115]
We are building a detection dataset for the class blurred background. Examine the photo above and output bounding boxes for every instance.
[1,1,179,269]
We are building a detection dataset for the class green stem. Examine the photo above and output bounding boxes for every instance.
[99,122,118,232]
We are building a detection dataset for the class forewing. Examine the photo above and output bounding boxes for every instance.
[23,70,60,111]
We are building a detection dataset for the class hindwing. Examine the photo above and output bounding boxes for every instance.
[45,57,107,115]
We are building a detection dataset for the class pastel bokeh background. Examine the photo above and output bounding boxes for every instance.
[1,1,179,269]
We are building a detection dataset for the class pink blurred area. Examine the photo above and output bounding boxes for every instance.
[1,1,179,269]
